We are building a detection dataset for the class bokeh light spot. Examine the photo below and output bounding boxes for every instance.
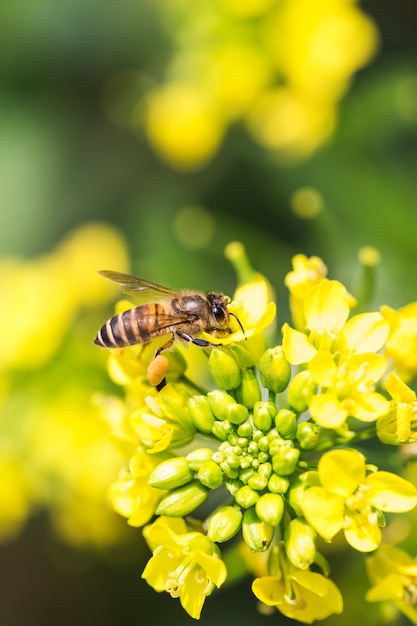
[173,206,216,248]
[290,187,323,219]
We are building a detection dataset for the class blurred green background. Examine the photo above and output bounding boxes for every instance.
[1,0,417,624]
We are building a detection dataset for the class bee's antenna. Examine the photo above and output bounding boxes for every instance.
[229,312,246,339]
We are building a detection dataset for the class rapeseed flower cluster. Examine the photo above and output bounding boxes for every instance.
[124,0,379,169]
[100,244,417,622]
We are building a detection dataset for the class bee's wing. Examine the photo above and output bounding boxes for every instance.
[98,270,175,301]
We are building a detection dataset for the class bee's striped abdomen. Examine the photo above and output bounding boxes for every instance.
[94,304,159,348]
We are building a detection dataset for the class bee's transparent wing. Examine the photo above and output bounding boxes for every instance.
[98,270,175,301]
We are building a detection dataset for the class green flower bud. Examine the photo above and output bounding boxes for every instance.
[186,447,214,471]
[287,370,318,413]
[198,460,224,489]
[284,517,317,570]
[275,408,297,438]
[235,485,259,508]
[259,346,291,394]
[229,344,255,368]
[258,462,272,479]
[226,402,249,425]
[212,420,232,441]
[296,421,320,449]
[148,457,193,490]
[226,452,241,469]
[207,505,243,543]
[268,473,290,494]
[208,347,241,390]
[189,395,215,433]
[220,462,240,479]
[255,493,285,526]
[234,368,262,409]
[237,420,253,438]
[287,478,310,515]
[271,446,300,476]
[207,389,236,420]
[225,478,243,496]
[242,507,274,552]
[253,401,277,432]
[155,479,208,516]
[268,436,286,456]
[240,467,256,484]
[248,473,268,491]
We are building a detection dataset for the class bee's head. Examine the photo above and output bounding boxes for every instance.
[207,293,245,338]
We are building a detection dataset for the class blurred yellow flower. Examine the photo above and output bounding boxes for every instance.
[140,0,379,168]
[144,82,225,170]
[381,302,417,383]
[0,222,128,370]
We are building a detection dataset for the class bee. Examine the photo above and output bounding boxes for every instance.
[94,271,243,382]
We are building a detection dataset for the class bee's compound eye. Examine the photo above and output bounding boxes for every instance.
[213,306,227,326]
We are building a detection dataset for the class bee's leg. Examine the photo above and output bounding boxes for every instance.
[155,337,175,357]
[175,331,220,348]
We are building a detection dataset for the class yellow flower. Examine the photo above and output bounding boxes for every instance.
[282,279,389,365]
[284,254,328,330]
[381,302,417,382]
[252,543,343,623]
[144,82,225,171]
[109,447,170,527]
[142,516,227,619]
[300,449,417,552]
[377,371,417,444]
[366,544,417,624]
[308,351,389,428]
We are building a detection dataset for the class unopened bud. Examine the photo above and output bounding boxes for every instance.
[207,505,243,543]
[226,402,249,425]
[198,460,224,489]
[253,401,277,432]
[234,368,261,409]
[284,517,317,569]
[296,421,320,449]
[235,485,260,508]
[271,446,300,476]
[186,447,214,471]
[189,396,215,433]
[229,344,255,369]
[242,507,274,552]
[259,346,291,394]
[275,408,297,438]
[287,478,310,515]
[209,347,241,390]
[148,457,193,490]
[248,473,268,491]
[268,473,290,494]
[155,479,208,516]
[255,493,285,526]
[287,370,318,413]
[207,389,236,421]
[212,420,232,441]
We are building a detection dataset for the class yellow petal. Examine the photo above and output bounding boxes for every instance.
[344,517,381,552]
[366,472,417,512]
[282,323,317,365]
[304,280,350,335]
[309,393,347,428]
[342,312,389,354]
[318,449,365,497]
[301,486,345,540]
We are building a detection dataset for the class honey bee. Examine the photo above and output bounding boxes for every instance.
[94,270,243,355]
